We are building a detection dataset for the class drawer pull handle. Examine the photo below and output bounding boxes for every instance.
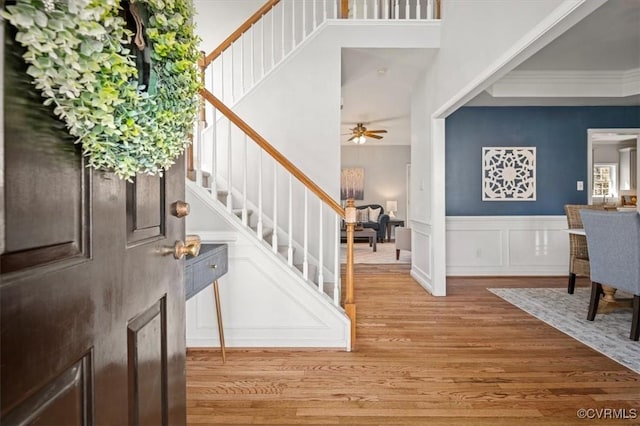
[210,264,218,269]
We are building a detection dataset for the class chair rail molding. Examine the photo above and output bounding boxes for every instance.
[446,215,569,276]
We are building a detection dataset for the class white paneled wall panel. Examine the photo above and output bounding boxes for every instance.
[446,229,502,267]
[446,216,569,276]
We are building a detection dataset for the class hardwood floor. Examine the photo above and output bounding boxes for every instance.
[187,265,640,425]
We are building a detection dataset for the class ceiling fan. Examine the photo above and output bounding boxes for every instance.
[345,123,387,144]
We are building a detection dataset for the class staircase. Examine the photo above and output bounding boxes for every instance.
[187,0,441,350]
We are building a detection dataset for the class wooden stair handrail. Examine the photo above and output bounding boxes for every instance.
[202,0,281,68]
[200,88,345,218]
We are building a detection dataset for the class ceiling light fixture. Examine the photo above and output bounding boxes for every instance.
[354,135,366,144]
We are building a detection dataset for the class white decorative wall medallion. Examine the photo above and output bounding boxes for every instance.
[482,147,536,201]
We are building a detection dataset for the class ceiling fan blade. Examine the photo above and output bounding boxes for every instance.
[366,129,387,133]
[367,134,384,140]
[347,135,357,142]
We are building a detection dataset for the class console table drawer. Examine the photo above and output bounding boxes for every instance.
[185,244,228,300]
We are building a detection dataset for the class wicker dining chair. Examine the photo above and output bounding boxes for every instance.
[564,204,605,294]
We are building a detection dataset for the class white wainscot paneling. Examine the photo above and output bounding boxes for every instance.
[447,229,502,267]
[409,220,433,294]
[446,216,569,276]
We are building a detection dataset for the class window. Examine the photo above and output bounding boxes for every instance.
[593,163,617,198]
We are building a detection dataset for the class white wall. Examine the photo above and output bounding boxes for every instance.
[193,0,264,53]
[411,0,607,295]
[341,145,410,220]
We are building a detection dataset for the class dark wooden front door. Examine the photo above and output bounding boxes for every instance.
[1,22,187,425]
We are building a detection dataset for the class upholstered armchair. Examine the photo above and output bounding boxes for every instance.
[564,204,605,294]
[395,227,411,260]
[581,210,640,341]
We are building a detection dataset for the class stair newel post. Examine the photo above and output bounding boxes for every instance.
[340,0,348,18]
[333,215,340,306]
[242,134,248,226]
[303,188,309,280]
[227,119,233,212]
[272,164,279,252]
[287,174,294,266]
[344,199,357,351]
[257,150,264,239]
[317,199,324,292]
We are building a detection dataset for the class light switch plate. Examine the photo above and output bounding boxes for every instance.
[577,181,584,191]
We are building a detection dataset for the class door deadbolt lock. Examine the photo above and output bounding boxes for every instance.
[171,200,190,218]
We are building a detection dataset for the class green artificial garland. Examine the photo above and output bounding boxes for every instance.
[3,0,201,180]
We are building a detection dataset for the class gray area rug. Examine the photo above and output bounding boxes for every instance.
[489,287,640,374]
[340,241,411,264]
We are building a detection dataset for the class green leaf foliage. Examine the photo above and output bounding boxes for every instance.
[3,0,202,180]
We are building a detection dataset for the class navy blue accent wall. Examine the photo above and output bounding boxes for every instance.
[445,106,640,216]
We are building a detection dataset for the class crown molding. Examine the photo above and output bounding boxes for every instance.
[487,67,640,98]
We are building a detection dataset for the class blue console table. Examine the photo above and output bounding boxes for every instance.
[185,243,228,361]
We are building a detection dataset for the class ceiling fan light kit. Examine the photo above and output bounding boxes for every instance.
[346,122,388,144]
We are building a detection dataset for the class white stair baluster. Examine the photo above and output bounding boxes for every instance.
[291,0,296,49]
[395,0,399,19]
[281,2,285,59]
[363,0,368,19]
[353,0,358,19]
[250,25,254,87]
[195,115,203,186]
[333,0,337,18]
[261,18,265,78]
[272,165,279,252]
[302,0,306,39]
[323,0,327,21]
[287,174,293,266]
[220,54,225,105]
[303,189,309,280]
[242,134,248,225]
[257,150,263,238]
[271,9,275,69]
[417,0,421,19]
[313,0,317,30]
[240,33,245,96]
[229,41,234,104]
[374,0,379,19]
[385,0,390,19]
[334,215,340,306]
[317,200,324,292]
[405,0,410,19]
[226,119,233,212]
[427,0,433,19]
[210,106,217,195]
